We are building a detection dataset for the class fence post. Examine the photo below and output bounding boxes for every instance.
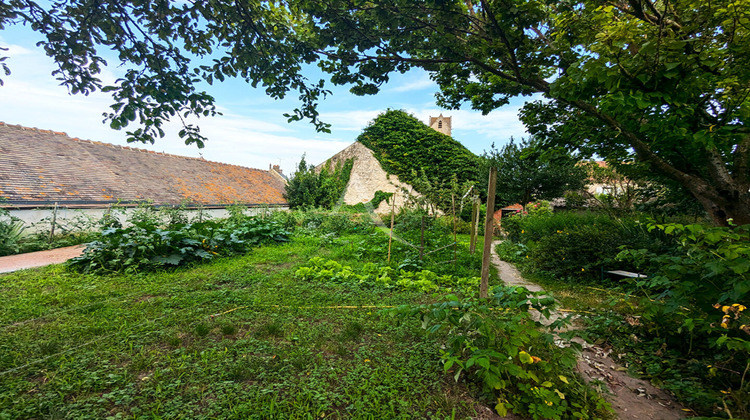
[480,168,497,298]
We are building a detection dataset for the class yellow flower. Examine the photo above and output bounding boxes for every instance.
[545,401,553,406]
[581,268,585,272]
[521,230,525,234]
[364,359,371,363]
[733,304,747,312]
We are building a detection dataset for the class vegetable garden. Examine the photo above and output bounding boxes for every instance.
[1,201,748,418]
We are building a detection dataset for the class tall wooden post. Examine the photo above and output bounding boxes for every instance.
[387,194,396,263]
[473,199,481,252]
[469,199,479,254]
[480,168,497,298]
[452,194,457,264]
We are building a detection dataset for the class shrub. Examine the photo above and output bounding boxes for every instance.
[0,207,24,256]
[503,211,672,282]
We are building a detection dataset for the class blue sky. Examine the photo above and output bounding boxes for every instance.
[0,24,532,175]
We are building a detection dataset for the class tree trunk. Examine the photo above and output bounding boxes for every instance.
[681,177,750,226]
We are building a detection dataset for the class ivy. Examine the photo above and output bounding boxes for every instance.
[356,110,480,209]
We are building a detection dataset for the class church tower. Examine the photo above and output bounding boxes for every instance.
[428,114,452,136]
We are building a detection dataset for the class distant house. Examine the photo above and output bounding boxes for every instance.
[0,122,287,228]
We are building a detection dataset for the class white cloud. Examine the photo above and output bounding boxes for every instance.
[319,109,382,132]
[388,75,436,93]
[2,43,34,56]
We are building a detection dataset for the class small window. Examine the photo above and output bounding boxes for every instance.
[438,121,443,128]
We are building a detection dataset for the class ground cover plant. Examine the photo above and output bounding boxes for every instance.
[1,208,614,419]
[497,211,750,417]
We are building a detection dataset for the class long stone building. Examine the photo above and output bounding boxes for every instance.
[0,122,288,229]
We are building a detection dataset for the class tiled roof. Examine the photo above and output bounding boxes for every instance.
[0,122,287,207]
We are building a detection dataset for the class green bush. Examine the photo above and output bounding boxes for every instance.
[503,211,672,281]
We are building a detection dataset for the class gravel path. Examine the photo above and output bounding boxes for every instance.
[491,240,687,419]
[0,245,85,274]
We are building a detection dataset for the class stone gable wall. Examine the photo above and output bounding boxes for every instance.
[319,142,419,213]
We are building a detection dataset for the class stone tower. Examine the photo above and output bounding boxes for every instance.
[428,114,452,136]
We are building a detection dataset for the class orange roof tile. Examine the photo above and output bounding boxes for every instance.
[0,122,287,207]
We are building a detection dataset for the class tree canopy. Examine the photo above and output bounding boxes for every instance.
[284,155,352,209]
[484,138,587,208]
[2,1,750,224]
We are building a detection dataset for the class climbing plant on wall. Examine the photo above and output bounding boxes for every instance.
[357,110,480,211]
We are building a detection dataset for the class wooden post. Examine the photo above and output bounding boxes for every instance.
[49,202,58,244]
[473,199,481,252]
[480,168,497,298]
[469,199,478,254]
[419,215,425,261]
[452,194,457,264]
[387,194,396,263]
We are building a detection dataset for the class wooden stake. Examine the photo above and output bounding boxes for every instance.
[469,199,478,254]
[387,194,396,263]
[480,168,497,298]
[419,215,425,261]
[452,194,457,264]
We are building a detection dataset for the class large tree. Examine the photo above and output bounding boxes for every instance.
[484,138,587,208]
[2,1,750,225]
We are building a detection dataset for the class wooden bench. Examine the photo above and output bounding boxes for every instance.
[601,269,648,281]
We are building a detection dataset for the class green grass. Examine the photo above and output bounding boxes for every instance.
[0,233,495,419]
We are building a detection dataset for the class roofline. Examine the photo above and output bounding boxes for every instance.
[1,200,288,210]
[0,121,275,174]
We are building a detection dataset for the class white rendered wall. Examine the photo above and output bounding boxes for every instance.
[3,206,288,235]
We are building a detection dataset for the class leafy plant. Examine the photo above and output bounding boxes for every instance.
[68,216,289,273]
[295,256,480,294]
[387,287,612,419]
[0,207,25,256]
[481,138,587,209]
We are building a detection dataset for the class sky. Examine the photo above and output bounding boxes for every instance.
[0,23,533,175]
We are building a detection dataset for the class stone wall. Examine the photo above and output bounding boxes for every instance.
[320,142,419,214]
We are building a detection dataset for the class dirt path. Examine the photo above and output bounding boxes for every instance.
[491,240,688,419]
[0,245,85,274]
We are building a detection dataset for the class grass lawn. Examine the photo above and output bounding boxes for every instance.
[0,234,496,419]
